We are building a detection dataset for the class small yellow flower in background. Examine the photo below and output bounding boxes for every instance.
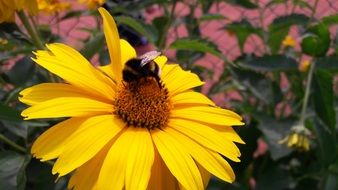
[0,0,37,23]
[79,0,105,10]
[37,0,71,14]
[19,8,245,190]
[0,38,8,45]
[299,60,311,72]
[279,124,311,152]
[282,35,296,48]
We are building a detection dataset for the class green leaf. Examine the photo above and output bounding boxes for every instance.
[230,66,273,105]
[301,23,330,57]
[80,33,105,59]
[313,119,336,168]
[199,14,228,22]
[169,38,223,58]
[228,0,259,9]
[239,55,298,72]
[322,14,338,26]
[225,19,263,51]
[312,70,336,131]
[152,16,169,47]
[0,103,22,122]
[315,56,338,71]
[254,113,293,160]
[268,14,309,54]
[256,165,291,190]
[114,16,155,43]
[5,57,35,86]
[0,151,28,190]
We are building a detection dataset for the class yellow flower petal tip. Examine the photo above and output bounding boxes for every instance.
[20,8,244,189]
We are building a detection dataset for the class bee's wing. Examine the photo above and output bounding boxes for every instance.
[140,51,161,67]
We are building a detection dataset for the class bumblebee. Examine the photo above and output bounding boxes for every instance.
[122,51,162,85]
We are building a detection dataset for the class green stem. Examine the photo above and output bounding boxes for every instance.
[0,134,27,153]
[299,61,316,124]
[17,10,44,49]
[158,0,177,50]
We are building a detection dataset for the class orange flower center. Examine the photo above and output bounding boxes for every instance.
[113,77,171,130]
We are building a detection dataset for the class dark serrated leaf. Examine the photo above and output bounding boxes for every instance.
[225,19,263,51]
[312,70,336,131]
[0,103,22,122]
[322,14,338,26]
[5,56,35,86]
[313,119,336,168]
[316,56,338,71]
[268,14,309,54]
[0,151,28,190]
[240,55,298,72]
[254,113,293,160]
[169,38,223,58]
[228,0,259,9]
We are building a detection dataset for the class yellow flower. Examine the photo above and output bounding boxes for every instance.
[0,0,38,23]
[279,125,311,151]
[37,0,71,14]
[282,35,296,48]
[19,8,244,190]
[299,60,311,72]
[0,38,8,45]
[0,0,16,23]
[78,0,105,9]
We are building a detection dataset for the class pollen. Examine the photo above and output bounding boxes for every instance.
[113,77,171,130]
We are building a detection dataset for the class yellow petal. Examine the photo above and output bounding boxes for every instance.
[154,55,168,67]
[148,150,179,190]
[19,83,109,106]
[120,39,136,66]
[152,129,204,190]
[52,115,124,176]
[33,43,115,100]
[161,64,204,96]
[171,91,215,106]
[98,128,132,190]
[171,106,244,126]
[21,97,113,120]
[168,118,241,162]
[98,7,122,81]
[125,128,154,190]
[166,128,235,183]
[209,125,245,144]
[31,117,86,161]
[197,163,211,188]
[68,140,112,190]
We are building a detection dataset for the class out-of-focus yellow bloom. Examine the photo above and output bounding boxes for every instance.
[279,125,311,151]
[299,60,311,72]
[0,0,38,23]
[15,0,38,15]
[37,0,71,14]
[78,0,105,9]
[0,0,17,23]
[0,38,8,45]
[282,35,296,48]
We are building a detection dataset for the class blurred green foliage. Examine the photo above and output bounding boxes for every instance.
[1,0,338,189]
